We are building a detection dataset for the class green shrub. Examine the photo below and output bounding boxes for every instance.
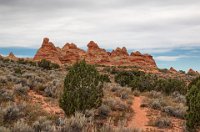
[155,78,186,95]
[186,79,200,131]
[100,74,111,83]
[114,70,144,87]
[59,60,103,116]
[38,59,51,70]
[130,74,157,92]
[38,59,60,70]
[14,68,22,75]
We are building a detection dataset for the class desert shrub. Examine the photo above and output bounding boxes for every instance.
[186,79,200,131]
[155,78,186,95]
[115,71,136,87]
[149,99,163,110]
[104,98,128,112]
[51,63,60,69]
[38,59,51,70]
[120,92,129,100]
[0,76,7,84]
[151,117,172,128]
[98,104,111,118]
[113,87,132,100]
[60,60,103,116]
[133,90,140,97]
[12,119,34,132]
[103,67,112,73]
[110,66,118,74]
[0,126,10,132]
[162,105,186,119]
[38,59,60,70]
[17,58,27,64]
[100,74,111,83]
[3,105,20,122]
[130,74,157,92]
[61,112,88,132]
[0,89,14,102]
[171,92,186,104]
[114,70,158,92]
[32,117,55,132]
[14,84,29,97]
[14,68,23,75]
[146,91,162,99]
[188,76,200,89]
[115,70,145,87]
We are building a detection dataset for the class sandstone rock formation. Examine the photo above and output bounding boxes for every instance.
[169,67,177,73]
[187,69,199,76]
[85,41,110,65]
[6,52,18,61]
[34,38,62,65]
[33,38,157,69]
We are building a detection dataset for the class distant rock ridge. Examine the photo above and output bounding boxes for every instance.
[34,37,158,68]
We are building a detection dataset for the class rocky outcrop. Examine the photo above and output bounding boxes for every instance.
[129,51,157,69]
[6,52,18,61]
[60,43,86,64]
[86,41,110,65]
[33,38,62,65]
[169,67,177,73]
[33,38,157,69]
[187,69,199,76]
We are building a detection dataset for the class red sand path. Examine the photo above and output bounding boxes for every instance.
[128,96,150,130]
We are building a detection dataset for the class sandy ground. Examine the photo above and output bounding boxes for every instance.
[128,96,185,132]
[28,90,64,117]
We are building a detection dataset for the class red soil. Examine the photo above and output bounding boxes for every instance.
[28,90,64,117]
[128,96,154,131]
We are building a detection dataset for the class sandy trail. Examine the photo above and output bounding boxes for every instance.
[128,96,150,130]
[28,90,64,116]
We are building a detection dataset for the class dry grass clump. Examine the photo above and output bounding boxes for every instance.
[14,84,29,97]
[162,104,187,119]
[100,120,141,132]
[32,116,55,132]
[12,119,34,132]
[142,91,187,119]
[0,89,14,102]
[149,117,172,129]
[0,126,10,132]
[98,104,111,119]
[2,104,24,123]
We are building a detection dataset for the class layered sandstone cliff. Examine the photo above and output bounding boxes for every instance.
[33,38,157,69]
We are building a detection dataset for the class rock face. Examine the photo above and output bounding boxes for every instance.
[34,38,62,65]
[34,38,157,69]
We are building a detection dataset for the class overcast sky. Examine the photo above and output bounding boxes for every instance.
[0,0,200,70]
[1,0,200,49]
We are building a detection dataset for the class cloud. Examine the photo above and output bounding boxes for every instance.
[155,55,188,61]
[0,0,200,51]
